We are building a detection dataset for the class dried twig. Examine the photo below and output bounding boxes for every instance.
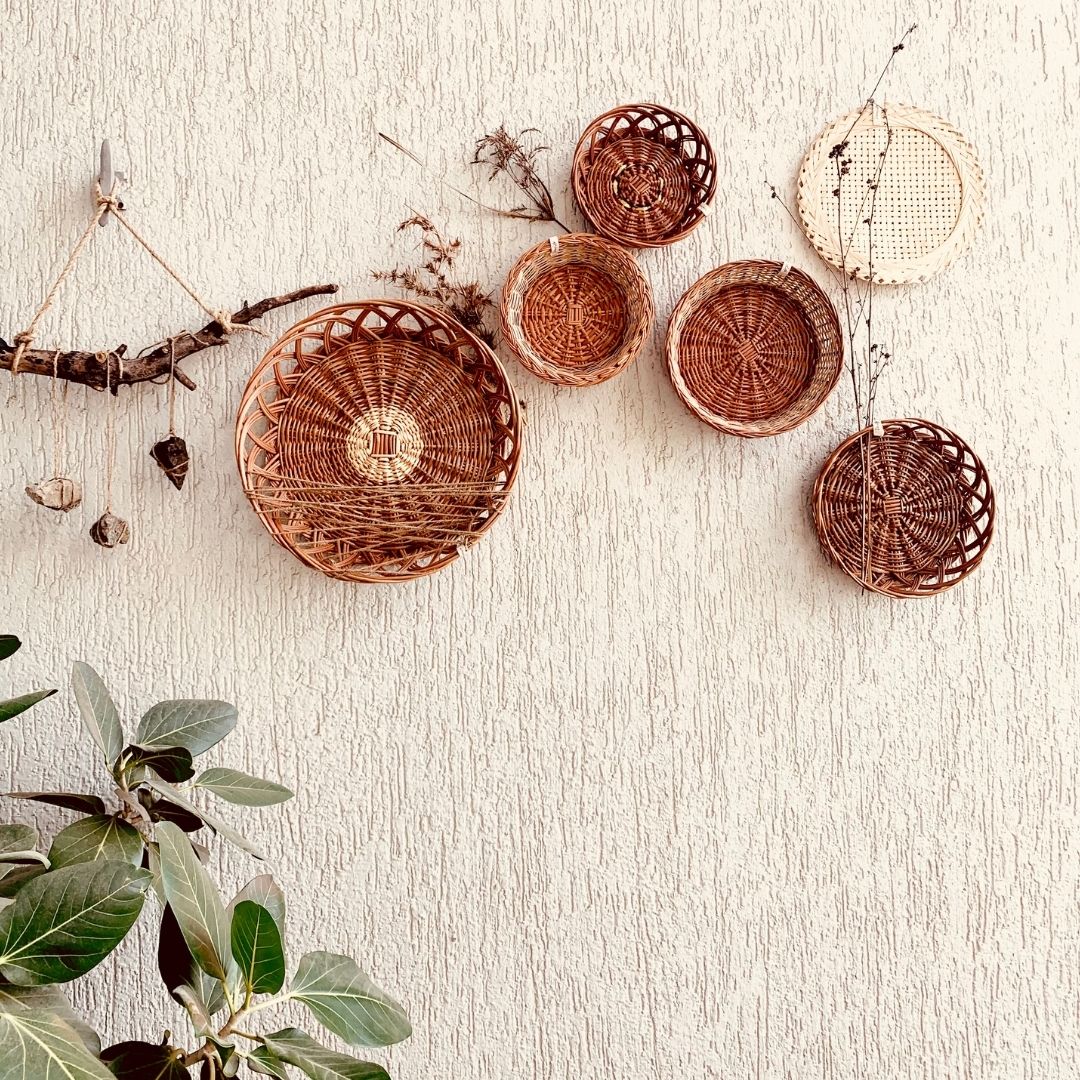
[471,127,570,231]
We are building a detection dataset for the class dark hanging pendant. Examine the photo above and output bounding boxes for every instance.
[150,435,190,490]
[89,511,130,548]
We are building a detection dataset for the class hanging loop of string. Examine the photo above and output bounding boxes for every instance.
[10,174,259,377]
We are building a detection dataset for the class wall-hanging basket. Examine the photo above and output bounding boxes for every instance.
[235,300,522,582]
[797,102,985,284]
[812,418,994,598]
[500,232,654,386]
[665,260,843,437]
[571,103,716,248]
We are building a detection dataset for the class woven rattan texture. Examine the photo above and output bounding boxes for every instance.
[572,103,716,248]
[796,102,985,285]
[812,418,994,597]
[500,232,654,386]
[665,260,843,437]
[235,300,522,582]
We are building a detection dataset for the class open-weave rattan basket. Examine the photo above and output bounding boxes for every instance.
[500,232,654,386]
[797,102,985,284]
[665,260,843,437]
[235,300,522,582]
[812,418,994,597]
[572,103,716,248]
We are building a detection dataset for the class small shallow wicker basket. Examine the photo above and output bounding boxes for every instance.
[797,102,985,284]
[665,260,843,437]
[500,233,654,386]
[572,103,716,248]
[812,418,994,598]
[235,300,522,582]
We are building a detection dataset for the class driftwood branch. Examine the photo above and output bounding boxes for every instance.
[0,284,339,393]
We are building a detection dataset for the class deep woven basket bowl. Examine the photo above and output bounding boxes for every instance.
[812,418,994,597]
[236,300,522,583]
[797,102,985,284]
[665,260,843,437]
[500,232,654,386]
[572,103,716,248]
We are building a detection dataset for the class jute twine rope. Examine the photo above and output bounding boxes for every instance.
[11,178,254,378]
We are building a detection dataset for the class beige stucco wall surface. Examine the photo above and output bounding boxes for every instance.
[1,0,1077,1076]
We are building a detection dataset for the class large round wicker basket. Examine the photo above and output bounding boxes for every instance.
[797,102,985,284]
[665,260,843,437]
[235,300,522,582]
[500,232,654,386]
[812,418,994,597]
[572,103,716,248]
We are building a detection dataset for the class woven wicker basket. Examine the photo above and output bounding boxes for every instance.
[235,300,522,582]
[500,232,654,386]
[797,102,985,284]
[572,103,716,248]
[812,418,994,597]
[665,260,843,437]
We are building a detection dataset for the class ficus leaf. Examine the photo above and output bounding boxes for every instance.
[71,662,124,767]
[0,823,38,861]
[231,900,285,995]
[136,700,237,756]
[194,768,293,806]
[48,815,143,869]
[0,860,150,984]
[0,983,101,1054]
[155,820,231,981]
[230,874,286,936]
[0,863,45,899]
[0,1003,114,1079]
[146,777,264,859]
[289,952,411,1047]
[6,790,107,815]
[121,743,196,784]
[262,1028,390,1080]
[0,688,57,724]
[100,1040,191,1079]
[0,636,20,662]
[157,901,225,1017]
[247,1044,290,1078]
[145,793,204,833]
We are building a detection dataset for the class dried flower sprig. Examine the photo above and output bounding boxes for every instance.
[471,127,570,231]
[373,215,497,346]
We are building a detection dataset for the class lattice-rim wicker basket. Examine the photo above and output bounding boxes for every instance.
[235,300,522,583]
[500,232,654,386]
[572,102,716,248]
[797,101,985,285]
[812,418,994,597]
[665,260,843,437]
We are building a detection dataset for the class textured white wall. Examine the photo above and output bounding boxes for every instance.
[1,0,1078,1076]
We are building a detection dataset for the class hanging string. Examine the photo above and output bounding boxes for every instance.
[9,177,257,378]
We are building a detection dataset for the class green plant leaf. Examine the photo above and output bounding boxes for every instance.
[100,1040,191,1078]
[158,902,226,1017]
[0,860,150,984]
[193,768,293,806]
[289,952,411,1047]
[0,823,38,860]
[6,790,108,815]
[0,983,101,1054]
[136,700,237,756]
[145,778,263,859]
[0,636,20,662]
[155,820,231,981]
[0,1002,114,1079]
[122,744,196,784]
[262,1029,389,1080]
[48,815,144,869]
[247,1044,290,1078]
[71,662,124,767]
[231,900,285,995]
[0,863,45,899]
[230,874,286,936]
[0,688,57,724]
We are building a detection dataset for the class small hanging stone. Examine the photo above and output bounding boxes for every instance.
[26,477,82,513]
[150,435,190,490]
[89,511,130,548]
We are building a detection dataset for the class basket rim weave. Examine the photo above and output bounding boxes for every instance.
[812,417,995,597]
[571,101,717,248]
[665,259,843,437]
[796,101,985,285]
[235,298,522,583]
[499,231,654,387]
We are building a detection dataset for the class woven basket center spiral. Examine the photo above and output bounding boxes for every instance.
[614,161,664,209]
[345,406,424,483]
